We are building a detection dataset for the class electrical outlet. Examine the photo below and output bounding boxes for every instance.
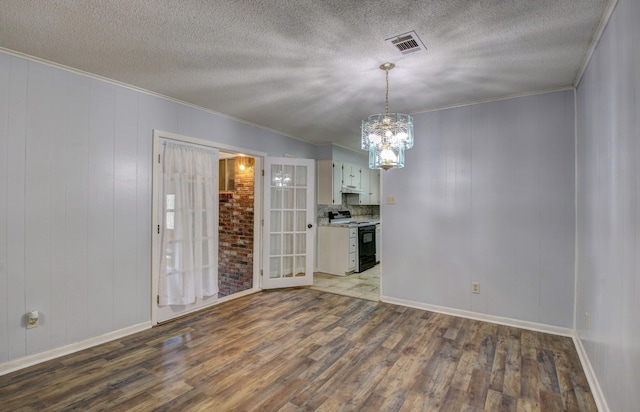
[584,312,590,330]
[26,311,39,329]
[386,195,396,205]
[471,282,480,294]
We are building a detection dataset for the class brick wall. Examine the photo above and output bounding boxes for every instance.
[218,157,254,297]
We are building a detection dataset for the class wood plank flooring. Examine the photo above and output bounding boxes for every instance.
[0,289,597,411]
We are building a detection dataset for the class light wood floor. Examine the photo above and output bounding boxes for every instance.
[0,289,596,411]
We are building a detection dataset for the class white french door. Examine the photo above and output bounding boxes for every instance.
[263,157,315,288]
[152,133,220,323]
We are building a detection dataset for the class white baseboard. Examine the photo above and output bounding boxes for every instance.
[572,333,610,412]
[0,321,151,376]
[2,289,262,376]
[380,295,574,337]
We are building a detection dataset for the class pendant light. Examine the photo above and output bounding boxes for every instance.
[361,62,414,170]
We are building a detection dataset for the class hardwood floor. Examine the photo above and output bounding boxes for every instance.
[0,289,597,411]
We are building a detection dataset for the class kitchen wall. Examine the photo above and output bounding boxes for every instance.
[575,0,640,409]
[382,89,576,329]
[0,51,317,366]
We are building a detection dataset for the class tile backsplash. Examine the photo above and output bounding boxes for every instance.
[317,204,380,224]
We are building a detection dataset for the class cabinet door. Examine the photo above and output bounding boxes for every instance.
[332,161,343,205]
[343,163,360,190]
[316,159,343,205]
[359,167,370,204]
[369,169,380,205]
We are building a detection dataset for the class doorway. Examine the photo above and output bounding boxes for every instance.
[217,153,256,297]
[151,130,262,324]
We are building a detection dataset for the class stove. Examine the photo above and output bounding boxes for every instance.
[328,210,373,227]
[328,211,377,272]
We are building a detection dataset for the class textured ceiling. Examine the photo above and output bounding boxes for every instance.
[0,0,613,151]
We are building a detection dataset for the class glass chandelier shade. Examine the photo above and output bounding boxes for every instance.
[368,143,405,170]
[361,62,414,170]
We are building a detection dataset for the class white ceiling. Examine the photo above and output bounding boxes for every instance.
[0,1,613,152]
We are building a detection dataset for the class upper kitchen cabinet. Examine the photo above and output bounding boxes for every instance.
[342,163,361,191]
[318,160,380,206]
[346,168,381,205]
[317,159,343,205]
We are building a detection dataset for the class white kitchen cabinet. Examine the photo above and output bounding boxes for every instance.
[342,163,361,191]
[317,159,343,205]
[317,225,357,275]
[346,168,380,205]
[359,168,370,204]
[369,169,380,205]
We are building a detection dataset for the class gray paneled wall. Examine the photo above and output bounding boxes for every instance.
[381,90,575,328]
[0,51,316,364]
[576,0,640,410]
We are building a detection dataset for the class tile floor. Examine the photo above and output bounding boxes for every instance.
[309,264,380,301]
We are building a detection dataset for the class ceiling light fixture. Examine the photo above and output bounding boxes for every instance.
[361,62,413,170]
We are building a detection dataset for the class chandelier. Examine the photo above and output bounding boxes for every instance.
[361,62,413,170]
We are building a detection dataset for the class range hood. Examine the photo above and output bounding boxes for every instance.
[341,185,365,194]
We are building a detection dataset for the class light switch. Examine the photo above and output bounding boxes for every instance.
[386,195,396,205]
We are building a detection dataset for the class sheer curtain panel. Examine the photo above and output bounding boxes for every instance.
[159,142,219,306]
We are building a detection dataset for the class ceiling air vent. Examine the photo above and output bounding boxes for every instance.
[385,31,426,55]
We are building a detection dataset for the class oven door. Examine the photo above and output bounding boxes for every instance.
[358,225,377,272]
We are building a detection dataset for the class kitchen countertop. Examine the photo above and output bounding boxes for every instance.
[318,218,380,227]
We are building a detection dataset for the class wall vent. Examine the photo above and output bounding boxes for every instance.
[385,31,426,55]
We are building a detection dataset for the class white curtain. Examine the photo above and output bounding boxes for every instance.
[159,142,219,306]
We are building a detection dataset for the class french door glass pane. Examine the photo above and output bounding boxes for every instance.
[270,234,281,255]
[283,211,294,232]
[283,165,295,186]
[270,211,281,233]
[270,257,281,278]
[295,256,306,277]
[295,233,306,254]
[283,256,293,277]
[283,188,294,208]
[295,166,307,186]
[283,234,294,255]
[296,188,306,208]
[296,211,306,231]
[270,188,282,209]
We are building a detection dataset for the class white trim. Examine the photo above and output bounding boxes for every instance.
[253,156,264,292]
[573,87,580,332]
[380,295,574,337]
[572,0,618,87]
[410,86,575,116]
[0,322,151,376]
[572,334,610,412]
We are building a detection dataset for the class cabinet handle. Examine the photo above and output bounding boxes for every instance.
[307,224,313,229]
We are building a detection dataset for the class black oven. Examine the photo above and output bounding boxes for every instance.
[357,225,377,273]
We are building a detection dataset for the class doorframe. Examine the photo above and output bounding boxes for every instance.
[151,130,266,325]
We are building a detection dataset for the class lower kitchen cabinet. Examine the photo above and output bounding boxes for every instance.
[317,226,357,276]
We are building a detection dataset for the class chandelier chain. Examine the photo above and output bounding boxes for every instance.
[385,68,389,114]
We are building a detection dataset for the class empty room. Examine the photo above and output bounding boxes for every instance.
[0,1,637,411]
